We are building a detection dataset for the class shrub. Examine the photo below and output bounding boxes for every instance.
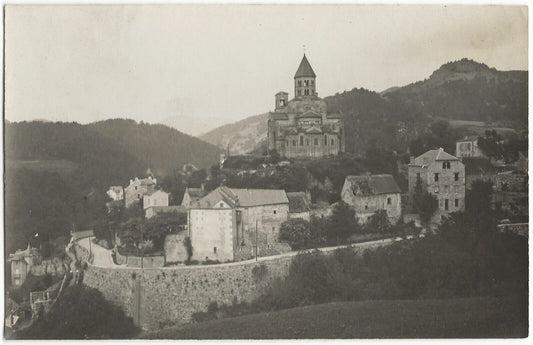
[278,218,312,250]
[183,237,193,262]
[15,285,139,339]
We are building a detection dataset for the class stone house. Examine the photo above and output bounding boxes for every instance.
[286,192,311,221]
[106,186,124,201]
[8,244,40,286]
[341,174,402,224]
[188,186,291,262]
[181,186,208,208]
[124,176,157,208]
[455,136,483,159]
[267,54,345,159]
[408,148,466,223]
[143,190,169,210]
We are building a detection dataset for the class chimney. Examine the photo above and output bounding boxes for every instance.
[409,156,415,164]
[129,179,133,185]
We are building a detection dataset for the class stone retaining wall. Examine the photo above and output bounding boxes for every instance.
[82,238,397,330]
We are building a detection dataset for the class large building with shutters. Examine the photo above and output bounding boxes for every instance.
[267,55,345,159]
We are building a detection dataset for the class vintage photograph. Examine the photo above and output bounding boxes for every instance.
[3,3,529,340]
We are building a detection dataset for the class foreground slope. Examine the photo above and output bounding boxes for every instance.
[144,296,527,339]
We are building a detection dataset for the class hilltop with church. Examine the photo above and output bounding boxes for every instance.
[267,55,345,159]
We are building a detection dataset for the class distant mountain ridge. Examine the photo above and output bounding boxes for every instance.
[201,59,527,155]
[199,113,269,155]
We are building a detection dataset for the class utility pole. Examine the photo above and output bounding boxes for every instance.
[140,222,144,269]
[255,220,258,261]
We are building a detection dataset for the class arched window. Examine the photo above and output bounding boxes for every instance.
[314,138,318,145]
[324,135,328,145]
[300,136,304,146]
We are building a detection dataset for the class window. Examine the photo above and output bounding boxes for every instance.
[454,173,459,181]
[442,161,450,169]
[300,136,304,146]
[305,89,309,95]
[305,80,309,86]
[220,202,224,208]
[298,90,301,96]
[416,173,420,179]
[214,247,217,254]
[293,140,296,146]
[445,199,449,211]
[455,199,459,207]
[434,173,439,182]
[273,210,277,214]
[306,139,309,146]
[365,205,368,210]
[135,186,138,190]
[324,136,328,145]
[331,139,335,146]
[434,187,439,193]
[137,194,141,198]
[387,197,391,205]
[298,80,302,87]
[314,138,318,145]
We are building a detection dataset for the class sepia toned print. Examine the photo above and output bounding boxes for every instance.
[3,4,528,340]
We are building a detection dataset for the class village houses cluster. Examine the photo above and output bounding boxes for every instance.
[9,54,527,284]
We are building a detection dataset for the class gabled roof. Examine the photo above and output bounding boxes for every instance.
[71,230,94,242]
[8,244,39,261]
[276,91,288,95]
[139,178,156,186]
[326,112,342,119]
[411,148,459,166]
[294,54,316,78]
[343,174,401,196]
[193,186,288,208]
[286,192,310,213]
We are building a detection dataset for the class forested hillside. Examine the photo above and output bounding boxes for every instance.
[201,59,527,155]
[4,120,221,255]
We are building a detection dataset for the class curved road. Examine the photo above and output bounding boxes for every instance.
[77,237,116,267]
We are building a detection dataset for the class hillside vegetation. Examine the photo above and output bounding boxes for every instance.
[200,59,527,155]
[4,120,221,256]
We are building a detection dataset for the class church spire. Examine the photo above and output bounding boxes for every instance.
[294,54,317,98]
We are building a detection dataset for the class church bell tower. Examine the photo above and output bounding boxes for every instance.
[294,54,317,98]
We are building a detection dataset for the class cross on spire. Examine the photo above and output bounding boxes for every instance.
[303,45,306,54]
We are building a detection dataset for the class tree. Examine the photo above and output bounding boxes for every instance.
[278,218,312,250]
[478,130,504,162]
[326,201,361,243]
[365,209,392,233]
[412,176,438,225]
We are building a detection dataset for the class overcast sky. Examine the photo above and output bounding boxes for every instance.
[5,5,528,135]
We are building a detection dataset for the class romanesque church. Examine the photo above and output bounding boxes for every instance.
[267,54,345,159]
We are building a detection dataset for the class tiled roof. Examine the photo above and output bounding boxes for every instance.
[294,54,316,78]
[344,174,401,196]
[194,186,288,208]
[411,148,459,166]
[286,192,310,213]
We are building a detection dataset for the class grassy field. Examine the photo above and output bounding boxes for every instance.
[142,295,527,339]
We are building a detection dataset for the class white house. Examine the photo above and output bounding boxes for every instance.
[143,190,169,210]
[106,186,124,201]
